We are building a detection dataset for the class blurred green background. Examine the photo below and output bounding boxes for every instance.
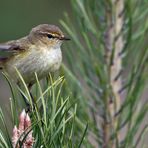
[0,0,70,106]
[0,0,148,147]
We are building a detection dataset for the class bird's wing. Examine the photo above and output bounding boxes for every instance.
[0,36,29,53]
[0,41,25,67]
[0,41,24,53]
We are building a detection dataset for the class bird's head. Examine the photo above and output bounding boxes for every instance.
[29,24,70,48]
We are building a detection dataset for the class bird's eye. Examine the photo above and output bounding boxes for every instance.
[47,34,54,39]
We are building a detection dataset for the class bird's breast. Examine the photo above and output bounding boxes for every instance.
[5,47,62,83]
[39,47,62,72]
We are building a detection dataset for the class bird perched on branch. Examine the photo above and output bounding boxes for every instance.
[0,24,70,87]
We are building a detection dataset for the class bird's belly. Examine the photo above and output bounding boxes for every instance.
[5,48,62,83]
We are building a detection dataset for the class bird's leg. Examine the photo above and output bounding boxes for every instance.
[28,83,35,103]
[19,90,31,113]
[20,83,34,112]
[21,92,30,108]
[17,81,30,109]
[25,83,37,112]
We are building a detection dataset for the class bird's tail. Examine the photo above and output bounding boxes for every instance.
[0,58,6,69]
[0,65,3,70]
[0,61,3,69]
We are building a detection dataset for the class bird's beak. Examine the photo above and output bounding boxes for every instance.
[59,36,71,41]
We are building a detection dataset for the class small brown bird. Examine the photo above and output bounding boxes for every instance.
[0,24,70,87]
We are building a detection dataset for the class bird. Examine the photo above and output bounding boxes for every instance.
[0,24,70,88]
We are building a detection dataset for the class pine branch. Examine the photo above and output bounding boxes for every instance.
[103,0,124,147]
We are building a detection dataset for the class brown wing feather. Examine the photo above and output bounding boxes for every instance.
[0,36,29,53]
[0,43,22,52]
[0,42,24,68]
[0,37,30,69]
